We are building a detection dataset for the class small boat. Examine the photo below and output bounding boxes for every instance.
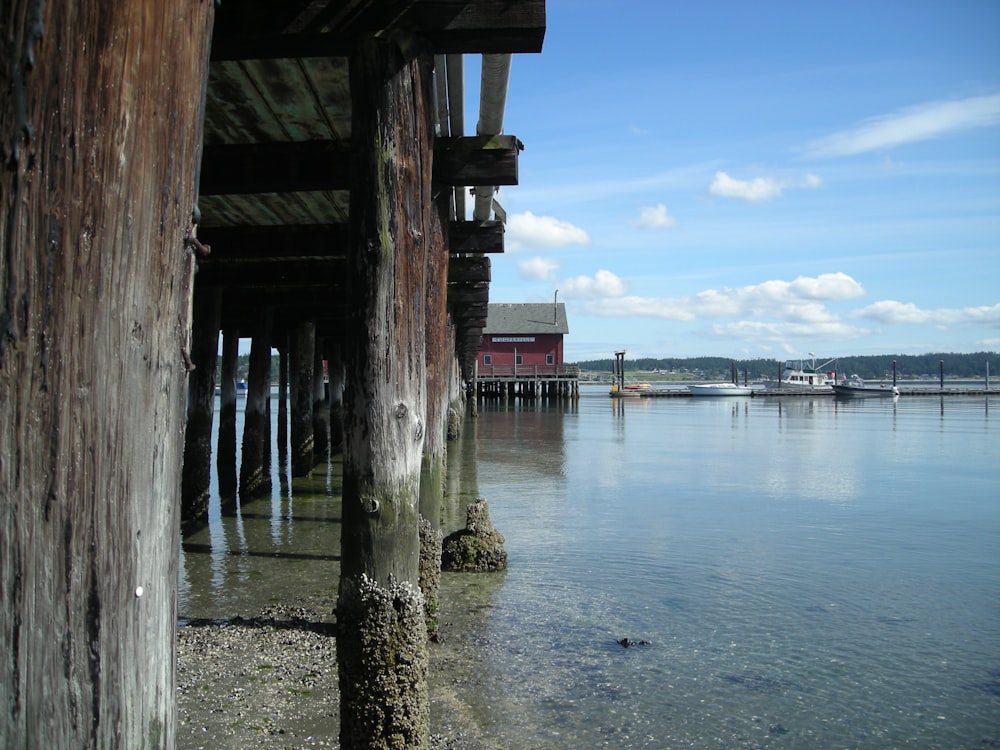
[767,354,837,393]
[832,374,898,398]
[623,382,651,391]
[688,382,753,396]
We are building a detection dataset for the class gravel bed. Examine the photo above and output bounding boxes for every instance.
[176,605,498,750]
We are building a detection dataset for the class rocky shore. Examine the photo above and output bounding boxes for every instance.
[176,605,499,750]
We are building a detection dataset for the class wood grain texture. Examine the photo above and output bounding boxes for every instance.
[0,1,215,746]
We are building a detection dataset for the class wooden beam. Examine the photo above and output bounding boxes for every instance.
[199,141,351,195]
[448,255,490,284]
[200,136,520,195]
[198,221,500,259]
[433,135,520,186]
[196,225,349,260]
[448,220,504,254]
[447,283,490,305]
[196,259,343,288]
[211,0,546,59]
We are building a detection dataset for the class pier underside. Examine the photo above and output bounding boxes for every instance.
[1,1,545,747]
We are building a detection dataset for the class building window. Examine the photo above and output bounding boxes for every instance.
[515,354,523,366]
[546,353,554,365]
[483,354,492,366]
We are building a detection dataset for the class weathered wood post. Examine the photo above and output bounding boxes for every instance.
[240,309,273,500]
[419,207,450,638]
[277,340,289,466]
[289,319,316,476]
[217,327,240,501]
[182,285,222,527]
[328,342,345,453]
[313,334,331,460]
[337,33,434,750]
[0,2,215,746]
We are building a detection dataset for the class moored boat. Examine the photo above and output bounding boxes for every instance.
[832,374,898,398]
[688,382,753,396]
[623,382,651,391]
[767,354,837,393]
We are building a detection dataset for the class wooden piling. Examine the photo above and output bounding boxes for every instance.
[328,343,345,453]
[0,2,215,746]
[337,34,434,750]
[182,286,222,527]
[240,310,273,500]
[289,319,315,476]
[312,334,330,461]
[217,328,240,501]
[277,342,289,466]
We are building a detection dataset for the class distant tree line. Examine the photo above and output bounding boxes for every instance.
[573,352,998,381]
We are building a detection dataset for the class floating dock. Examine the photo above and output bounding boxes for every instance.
[609,387,1000,399]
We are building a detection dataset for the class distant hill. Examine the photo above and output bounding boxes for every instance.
[572,352,998,381]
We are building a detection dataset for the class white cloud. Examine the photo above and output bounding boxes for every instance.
[710,320,871,341]
[708,171,822,202]
[560,270,628,299]
[788,271,865,300]
[575,272,865,327]
[632,203,677,229]
[803,93,1000,158]
[517,257,560,281]
[709,172,783,202]
[856,300,1000,326]
[505,211,590,251]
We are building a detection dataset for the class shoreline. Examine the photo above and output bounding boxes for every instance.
[177,604,500,750]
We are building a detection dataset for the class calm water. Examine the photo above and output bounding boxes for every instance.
[180,387,1000,748]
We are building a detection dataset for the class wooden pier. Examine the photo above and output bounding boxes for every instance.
[477,365,580,400]
[1,3,546,749]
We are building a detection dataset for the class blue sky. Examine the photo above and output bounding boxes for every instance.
[467,0,1000,362]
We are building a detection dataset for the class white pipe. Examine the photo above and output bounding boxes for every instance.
[446,53,466,221]
[433,54,449,138]
[474,54,511,222]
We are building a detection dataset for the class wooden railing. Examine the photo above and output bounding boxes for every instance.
[478,364,580,378]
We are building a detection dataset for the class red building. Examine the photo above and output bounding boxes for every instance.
[478,302,571,377]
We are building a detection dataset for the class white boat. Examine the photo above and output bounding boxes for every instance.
[768,354,837,393]
[688,382,753,396]
[832,374,898,398]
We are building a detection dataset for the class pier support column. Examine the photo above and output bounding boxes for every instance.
[277,342,289,466]
[217,328,240,502]
[240,310,273,500]
[328,343,345,453]
[313,334,330,461]
[182,286,222,527]
[0,2,215,746]
[338,33,433,750]
[289,319,316,476]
